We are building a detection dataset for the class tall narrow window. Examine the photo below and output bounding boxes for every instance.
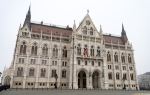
[108,72,112,80]
[83,45,88,57]
[121,53,125,63]
[123,73,127,80]
[29,68,35,77]
[40,68,46,77]
[107,52,111,62]
[90,46,94,57]
[83,26,87,35]
[114,52,118,62]
[17,67,23,77]
[20,42,27,55]
[42,44,48,56]
[53,45,58,57]
[52,69,56,77]
[90,27,93,35]
[116,73,120,80]
[128,54,132,63]
[62,46,67,58]
[130,73,134,80]
[77,44,81,55]
[62,70,67,78]
[31,43,38,55]
[97,46,101,57]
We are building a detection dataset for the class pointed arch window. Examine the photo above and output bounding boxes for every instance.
[20,42,27,55]
[62,46,67,58]
[62,70,67,78]
[53,45,58,57]
[31,43,38,55]
[90,27,93,35]
[116,73,120,80]
[123,73,127,80]
[42,44,48,56]
[130,73,134,80]
[114,52,118,62]
[107,52,111,62]
[128,54,132,63]
[40,68,46,77]
[121,53,125,63]
[83,26,87,35]
[97,46,101,57]
[108,72,112,80]
[17,67,23,77]
[77,44,81,55]
[51,69,56,77]
[29,68,35,77]
[90,46,94,57]
[83,45,88,57]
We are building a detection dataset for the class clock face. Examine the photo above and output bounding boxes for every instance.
[86,20,90,25]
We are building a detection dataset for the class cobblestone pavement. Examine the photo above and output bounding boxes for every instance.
[1,89,150,95]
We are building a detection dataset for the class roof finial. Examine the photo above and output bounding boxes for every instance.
[87,9,89,14]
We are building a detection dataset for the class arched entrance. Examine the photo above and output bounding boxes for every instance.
[92,71,99,88]
[4,76,11,85]
[78,71,86,88]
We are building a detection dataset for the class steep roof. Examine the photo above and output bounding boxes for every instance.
[31,22,72,37]
[103,34,124,45]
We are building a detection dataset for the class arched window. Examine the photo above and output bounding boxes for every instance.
[108,72,112,80]
[51,69,56,77]
[62,70,67,78]
[107,52,111,62]
[121,53,125,63]
[83,26,87,35]
[116,73,120,80]
[17,67,23,77]
[90,27,93,35]
[90,46,94,57]
[123,73,127,80]
[40,68,46,77]
[114,52,118,62]
[29,68,35,77]
[97,46,101,57]
[42,44,48,56]
[83,45,88,57]
[62,46,67,58]
[77,44,81,55]
[20,42,27,55]
[31,43,38,55]
[128,54,132,63]
[53,45,58,57]
[130,73,134,80]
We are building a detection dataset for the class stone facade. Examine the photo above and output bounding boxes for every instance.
[2,8,138,90]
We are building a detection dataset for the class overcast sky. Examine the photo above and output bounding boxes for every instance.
[0,0,149,75]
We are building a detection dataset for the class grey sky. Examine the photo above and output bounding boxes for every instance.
[0,0,149,75]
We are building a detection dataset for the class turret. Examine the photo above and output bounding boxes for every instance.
[121,24,128,43]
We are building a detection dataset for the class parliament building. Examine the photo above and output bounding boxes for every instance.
[2,8,139,90]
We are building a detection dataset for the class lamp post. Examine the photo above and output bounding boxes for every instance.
[54,73,58,89]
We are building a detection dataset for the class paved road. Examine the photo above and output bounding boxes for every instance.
[1,89,150,95]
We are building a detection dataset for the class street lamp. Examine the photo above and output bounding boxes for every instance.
[54,73,58,89]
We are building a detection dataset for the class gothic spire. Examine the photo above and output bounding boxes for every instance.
[23,6,31,28]
[121,23,128,43]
